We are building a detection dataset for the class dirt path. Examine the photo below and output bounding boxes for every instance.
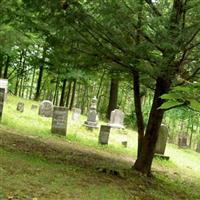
[0,128,134,170]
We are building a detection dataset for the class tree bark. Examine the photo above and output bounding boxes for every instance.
[59,79,67,106]
[69,80,77,110]
[133,77,171,175]
[106,78,119,120]
[65,81,72,108]
[3,55,10,79]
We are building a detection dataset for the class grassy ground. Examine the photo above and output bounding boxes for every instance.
[0,95,200,199]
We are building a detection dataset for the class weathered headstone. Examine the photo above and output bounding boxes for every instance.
[39,100,53,117]
[108,109,124,128]
[98,125,111,145]
[51,106,68,136]
[84,97,98,128]
[0,79,8,98]
[0,88,5,121]
[17,102,24,112]
[178,134,188,148]
[71,108,81,121]
[196,141,200,153]
[31,105,38,110]
[155,124,169,155]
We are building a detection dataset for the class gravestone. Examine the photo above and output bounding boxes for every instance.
[155,124,169,155]
[84,97,98,128]
[0,79,8,99]
[178,134,188,148]
[196,141,200,153]
[98,125,111,145]
[17,102,24,112]
[0,88,5,121]
[31,105,38,110]
[51,106,68,136]
[108,109,124,128]
[39,100,53,117]
[71,108,81,121]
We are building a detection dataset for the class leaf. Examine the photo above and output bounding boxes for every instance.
[159,100,183,110]
[161,93,179,100]
[189,99,200,112]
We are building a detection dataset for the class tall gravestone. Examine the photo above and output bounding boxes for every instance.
[71,108,81,121]
[39,100,53,117]
[108,109,124,128]
[0,79,8,99]
[84,97,98,128]
[17,102,24,112]
[0,88,5,121]
[51,106,68,136]
[196,141,200,153]
[155,124,169,155]
[98,125,111,145]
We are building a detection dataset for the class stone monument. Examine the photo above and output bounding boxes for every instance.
[17,102,24,112]
[178,134,188,148]
[108,109,124,128]
[39,100,53,117]
[71,108,81,121]
[0,79,8,99]
[98,125,111,145]
[51,106,68,136]
[155,124,169,155]
[0,88,5,121]
[84,97,98,128]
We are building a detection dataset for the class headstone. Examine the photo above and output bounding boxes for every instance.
[17,102,24,112]
[0,79,8,98]
[108,109,124,128]
[196,141,200,153]
[0,88,5,121]
[98,125,111,145]
[178,134,188,148]
[71,108,81,121]
[39,100,53,117]
[51,106,68,136]
[155,124,168,155]
[31,105,38,110]
[84,97,98,128]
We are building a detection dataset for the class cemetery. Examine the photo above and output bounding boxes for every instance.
[1,1,200,199]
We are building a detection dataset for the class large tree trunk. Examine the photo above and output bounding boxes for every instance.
[3,55,10,79]
[59,79,67,106]
[132,70,145,158]
[133,77,171,175]
[65,81,72,108]
[29,66,36,99]
[69,80,77,110]
[106,78,119,120]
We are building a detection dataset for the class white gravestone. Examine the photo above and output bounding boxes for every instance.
[84,97,98,128]
[39,100,53,117]
[155,124,169,155]
[71,108,81,121]
[108,109,124,128]
[0,79,8,99]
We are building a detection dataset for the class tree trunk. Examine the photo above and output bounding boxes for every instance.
[132,70,145,157]
[133,77,171,175]
[29,66,36,99]
[3,55,10,79]
[34,47,46,101]
[65,81,72,108]
[59,79,67,106]
[106,78,119,120]
[69,80,77,110]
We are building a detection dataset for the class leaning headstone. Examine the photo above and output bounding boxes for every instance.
[155,124,169,155]
[98,125,111,145]
[108,109,124,128]
[0,79,8,99]
[31,105,38,110]
[0,88,5,121]
[51,106,68,136]
[196,141,200,153]
[39,100,53,117]
[178,134,188,148]
[17,102,24,112]
[84,97,98,128]
[71,108,81,121]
